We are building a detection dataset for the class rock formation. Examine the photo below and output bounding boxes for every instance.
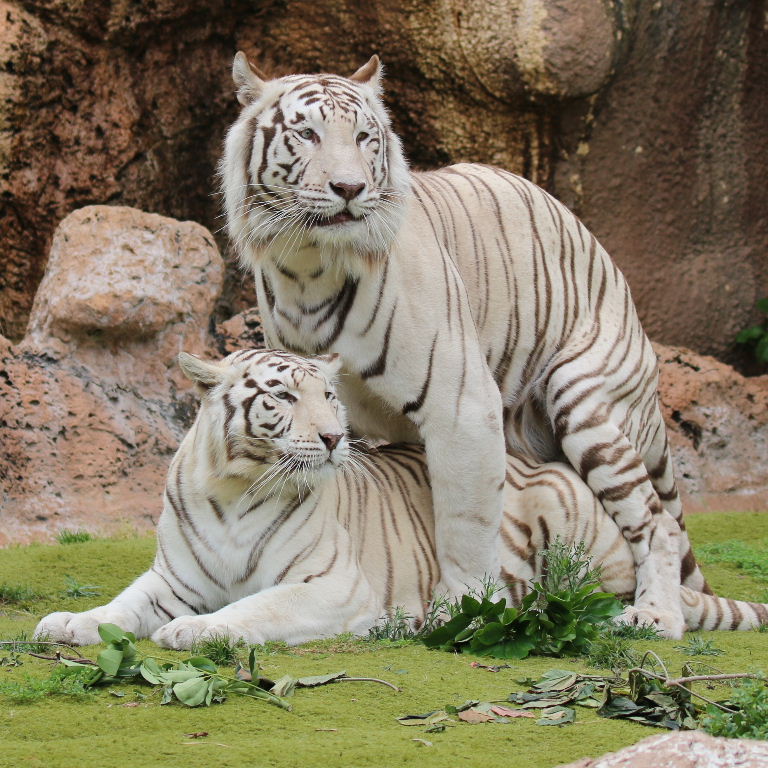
[556,731,768,768]
[1,1,765,365]
[1,206,766,543]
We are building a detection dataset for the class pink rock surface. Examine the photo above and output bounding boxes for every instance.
[556,731,768,768]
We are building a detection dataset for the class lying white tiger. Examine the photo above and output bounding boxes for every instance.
[35,350,768,647]
[222,53,704,637]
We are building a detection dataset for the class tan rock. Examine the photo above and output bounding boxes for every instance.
[655,343,768,512]
[0,207,223,543]
[556,731,768,768]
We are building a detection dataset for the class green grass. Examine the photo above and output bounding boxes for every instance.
[56,530,94,545]
[0,512,767,768]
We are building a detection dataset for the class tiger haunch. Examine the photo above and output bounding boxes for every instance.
[33,351,767,648]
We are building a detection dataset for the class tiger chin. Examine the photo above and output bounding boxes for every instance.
[34,350,768,648]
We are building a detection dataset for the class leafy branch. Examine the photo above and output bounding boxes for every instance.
[422,541,623,659]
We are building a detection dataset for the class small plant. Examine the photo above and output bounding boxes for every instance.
[699,678,768,740]
[0,583,40,605]
[585,633,640,670]
[675,633,724,657]
[608,622,662,640]
[735,298,768,364]
[422,540,623,659]
[190,633,248,667]
[56,530,93,545]
[63,576,101,598]
[368,607,418,642]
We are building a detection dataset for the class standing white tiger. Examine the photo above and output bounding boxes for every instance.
[221,53,703,637]
[33,350,768,648]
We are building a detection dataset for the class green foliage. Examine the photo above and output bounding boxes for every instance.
[56,530,93,545]
[0,583,41,605]
[585,633,641,670]
[699,678,768,739]
[597,666,699,730]
[0,631,53,666]
[735,297,768,364]
[0,666,96,703]
[674,634,724,657]
[52,624,290,710]
[697,540,768,583]
[367,607,419,642]
[607,623,662,641]
[63,576,101,598]
[422,541,623,659]
[190,632,248,667]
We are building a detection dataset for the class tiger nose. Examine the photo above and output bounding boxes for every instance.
[329,182,365,201]
[320,432,343,452]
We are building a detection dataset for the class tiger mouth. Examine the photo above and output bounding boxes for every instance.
[313,211,358,227]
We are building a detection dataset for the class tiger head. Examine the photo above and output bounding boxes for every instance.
[179,348,349,486]
[221,52,410,267]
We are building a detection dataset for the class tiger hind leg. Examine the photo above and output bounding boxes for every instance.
[548,379,685,638]
[642,407,712,593]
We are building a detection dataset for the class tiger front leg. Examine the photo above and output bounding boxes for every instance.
[421,390,507,602]
[34,568,195,646]
[153,576,381,649]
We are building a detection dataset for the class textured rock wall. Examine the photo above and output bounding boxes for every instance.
[1,1,766,363]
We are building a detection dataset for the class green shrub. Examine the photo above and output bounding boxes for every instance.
[699,678,768,740]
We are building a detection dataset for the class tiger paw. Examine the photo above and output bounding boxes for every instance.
[34,611,106,646]
[152,616,264,650]
[615,604,685,639]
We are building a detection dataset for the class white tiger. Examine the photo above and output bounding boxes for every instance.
[220,53,705,637]
[34,350,768,648]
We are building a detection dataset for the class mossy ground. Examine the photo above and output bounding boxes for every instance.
[1,511,767,768]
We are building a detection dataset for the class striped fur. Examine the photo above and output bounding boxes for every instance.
[34,351,768,648]
[220,54,708,638]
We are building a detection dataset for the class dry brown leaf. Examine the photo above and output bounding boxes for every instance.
[490,706,535,718]
[183,732,209,739]
[458,708,495,724]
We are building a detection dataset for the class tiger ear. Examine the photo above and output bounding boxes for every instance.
[178,352,226,391]
[349,55,382,89]
[233,51,267,106]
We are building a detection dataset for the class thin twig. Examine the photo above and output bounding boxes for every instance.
[27,652,98,665]
[0,640,83,656]
[337,676,400,692]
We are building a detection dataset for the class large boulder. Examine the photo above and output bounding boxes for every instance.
[556,731,768,767]
[0,206,224,544]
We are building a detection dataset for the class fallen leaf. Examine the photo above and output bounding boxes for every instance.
[458,709,495,724]
[315,729,338,732]
[536,706,576,726]
[295,671,347,687]
[397,710,453,727]
[183,732,208,739]
[490,706,535,718]
[122,702,141,708]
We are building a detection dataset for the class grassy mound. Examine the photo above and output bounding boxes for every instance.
[1,511,767,768]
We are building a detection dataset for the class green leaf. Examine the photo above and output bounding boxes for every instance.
[160,669,206,684]
[96,647,124,677]
[173,676,210,707]
[756,297,768,315]
[186,657,218,674]
[248,647,259,680]
[140,658,165,685]
[756,335,768,363]
[473,622,506,646]
[270,675,297,697]
[97,624,128,645]
[421,614,473,648]
[736,326,764,343]
[536,706,575,726]
[460,595,481,617]
[296,671,347,687]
